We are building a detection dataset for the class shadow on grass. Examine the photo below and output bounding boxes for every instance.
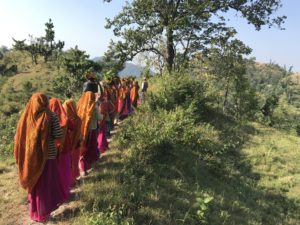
[72,109,299,225]
[74,150,125,214]
[129,110,300,225]
[198,110,300,225]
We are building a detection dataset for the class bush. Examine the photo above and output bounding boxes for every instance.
[147,73,206,115]
[0,113,19,157]
[112,100,221,224]
[0,102,20,116]
[52,74,81,97]
[272,95,300,131]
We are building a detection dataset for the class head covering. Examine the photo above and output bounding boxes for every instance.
[83,80,98,93]
[77,91,96,154]
[49,98,68,128]
[14,93,51,193]
[63,99,82,149]
[84,70,96,80]
[49,98,68,151]
[130,83,139,103]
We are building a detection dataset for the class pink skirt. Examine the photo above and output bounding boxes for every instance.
[97,122,109,154]
[118,99,129,116]
[58,152,72,201]
[79,129,99,172]
[28,159,65,222]
[71,148,80,186]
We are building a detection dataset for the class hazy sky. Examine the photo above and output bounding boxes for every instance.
[0,0,299,71]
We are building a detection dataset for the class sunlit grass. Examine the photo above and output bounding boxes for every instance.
[243,123,300,200]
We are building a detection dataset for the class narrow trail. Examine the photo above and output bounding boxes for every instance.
[0,122,123,225]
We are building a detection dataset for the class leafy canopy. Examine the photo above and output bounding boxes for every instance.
[104,0,286,72]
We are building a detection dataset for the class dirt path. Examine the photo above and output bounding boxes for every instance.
[0,124,121,225]
[0,159,85,225]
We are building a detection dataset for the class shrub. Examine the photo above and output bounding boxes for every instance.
[0,113,19,157]
[52,74,81,97]
[147,73,206,116]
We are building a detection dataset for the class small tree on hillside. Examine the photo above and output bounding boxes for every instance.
[53,46,102,96]
[206,32,253,116]
[41,19,62,62]
[12,18,64,64]
[0,46,9,59]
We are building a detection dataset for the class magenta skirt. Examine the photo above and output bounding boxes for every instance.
[118,99,129,116]
[28,159,64,222]
[71,148,80,186]
[97,122,109,154]
[79,129,99,172]
[58,152,72,201]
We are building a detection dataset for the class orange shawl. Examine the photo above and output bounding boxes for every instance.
[49,98,68,152]
[63,99,82,149]
[130,85,139,103]
[77,91,96,155]
[49,98,68,128]
[118,86,128,100]
[112,85,119,113]
[14,93,51,193]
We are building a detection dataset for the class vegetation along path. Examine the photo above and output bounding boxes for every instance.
[1,118,300,224]
[0,123,123,225]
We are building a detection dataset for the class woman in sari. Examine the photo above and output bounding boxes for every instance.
[77,91,102,175]
[117,79,130,120]
[130,80,140,109]
[49,98,73,201]
[63,98,82,186]
[125,79,132,115]
[14,93,64,222]
[97,87,114,154]
[111,78,120,126]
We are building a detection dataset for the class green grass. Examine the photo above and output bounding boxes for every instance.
[197,120,300,225]
[0,109,299,224]
[1,55,300,224]
[243,123,300,201]
[69,113,300,225]
[0,53,65,159]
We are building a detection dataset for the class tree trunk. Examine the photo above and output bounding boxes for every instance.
[223,80,229,114]
[166,26,175,73]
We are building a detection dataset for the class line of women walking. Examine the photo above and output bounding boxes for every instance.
[13,73,141,222]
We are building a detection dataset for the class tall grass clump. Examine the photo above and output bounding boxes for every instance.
[0,113,19,158]
[107,73,225,224]
[148,73,206,115]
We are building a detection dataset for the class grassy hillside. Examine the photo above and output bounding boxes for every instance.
[68,75,300,225]
[0,51,62,94]
[65,115,300,225]
[0,56,300,224]
[0,51,64,158]
[1,117,299,225]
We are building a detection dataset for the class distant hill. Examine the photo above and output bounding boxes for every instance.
[92,57,144,77]
[92,56,103,62]
[118,62,144,77]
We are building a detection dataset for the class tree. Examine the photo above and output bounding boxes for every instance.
[104,0,286,72]
[45,19,55,46]
[53,46,102,96]
[0,46,9,59]
[205,30,251,113]
[42,18,59,62]
[12,37,40,64]
[63,46,94,82]
[12,18,64,64]
[100,51,125,76]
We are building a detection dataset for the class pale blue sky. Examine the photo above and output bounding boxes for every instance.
[0,0,299,71]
